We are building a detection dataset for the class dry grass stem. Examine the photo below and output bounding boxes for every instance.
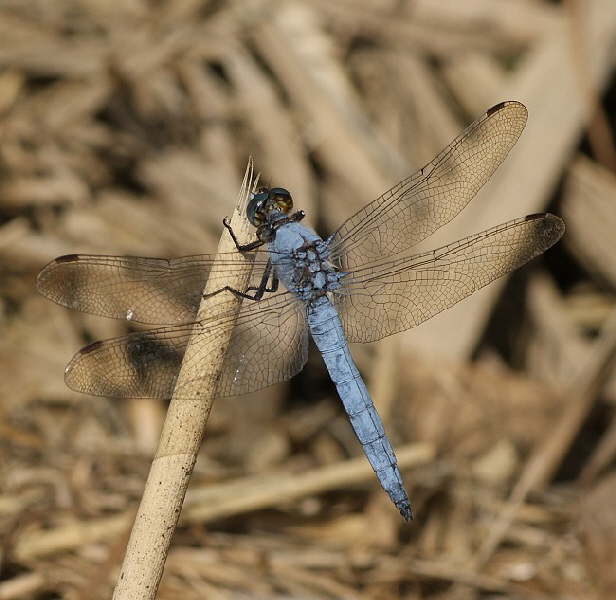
[112,162,258,599]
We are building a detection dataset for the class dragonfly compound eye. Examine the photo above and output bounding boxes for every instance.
[247,190,269,226]
[247,188,294,225]
[270,188,293,214]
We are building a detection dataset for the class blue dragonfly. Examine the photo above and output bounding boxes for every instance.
[37,101,564,520]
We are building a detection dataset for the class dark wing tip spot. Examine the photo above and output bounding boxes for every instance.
[55,254,81,263]
[487,101,509,116]
[80,340,104,354]
[486,100,526,118]
[525,212,548,221]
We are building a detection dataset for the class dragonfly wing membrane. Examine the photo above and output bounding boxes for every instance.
[336,214,565,343]
[179,293,309,399]
[329,101,528,268]
[37,252,271,325]
[65,291,309,399]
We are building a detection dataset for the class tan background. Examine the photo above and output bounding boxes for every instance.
[1,0,616,598]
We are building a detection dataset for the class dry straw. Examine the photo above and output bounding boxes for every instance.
[112,161,258,600]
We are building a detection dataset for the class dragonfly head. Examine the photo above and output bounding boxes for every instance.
[247,187,293,226]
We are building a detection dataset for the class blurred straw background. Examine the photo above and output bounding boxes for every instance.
[1,0,616,598]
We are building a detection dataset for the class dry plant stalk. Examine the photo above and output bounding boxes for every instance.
[473,303,616,569]
[112,161,258,600]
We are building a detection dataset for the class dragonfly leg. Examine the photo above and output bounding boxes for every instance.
[202,259,279,302]
[245,261,279,300]
[222,218,264,253]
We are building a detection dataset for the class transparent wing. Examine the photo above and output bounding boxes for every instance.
[328,101,528,268]
[64,291,309,399]
[334,214,565,343]
[37,252,272,325]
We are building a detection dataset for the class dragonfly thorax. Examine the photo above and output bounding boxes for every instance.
[278,236,342,302]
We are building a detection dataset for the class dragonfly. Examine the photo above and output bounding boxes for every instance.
[37,101,564,521]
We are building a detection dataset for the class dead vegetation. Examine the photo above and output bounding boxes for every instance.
[1,0,616,598]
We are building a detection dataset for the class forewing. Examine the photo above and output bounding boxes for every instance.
[37,252,272,325]
[329,101,528,268]
[65,290,309,399]
[335,214,564,343]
